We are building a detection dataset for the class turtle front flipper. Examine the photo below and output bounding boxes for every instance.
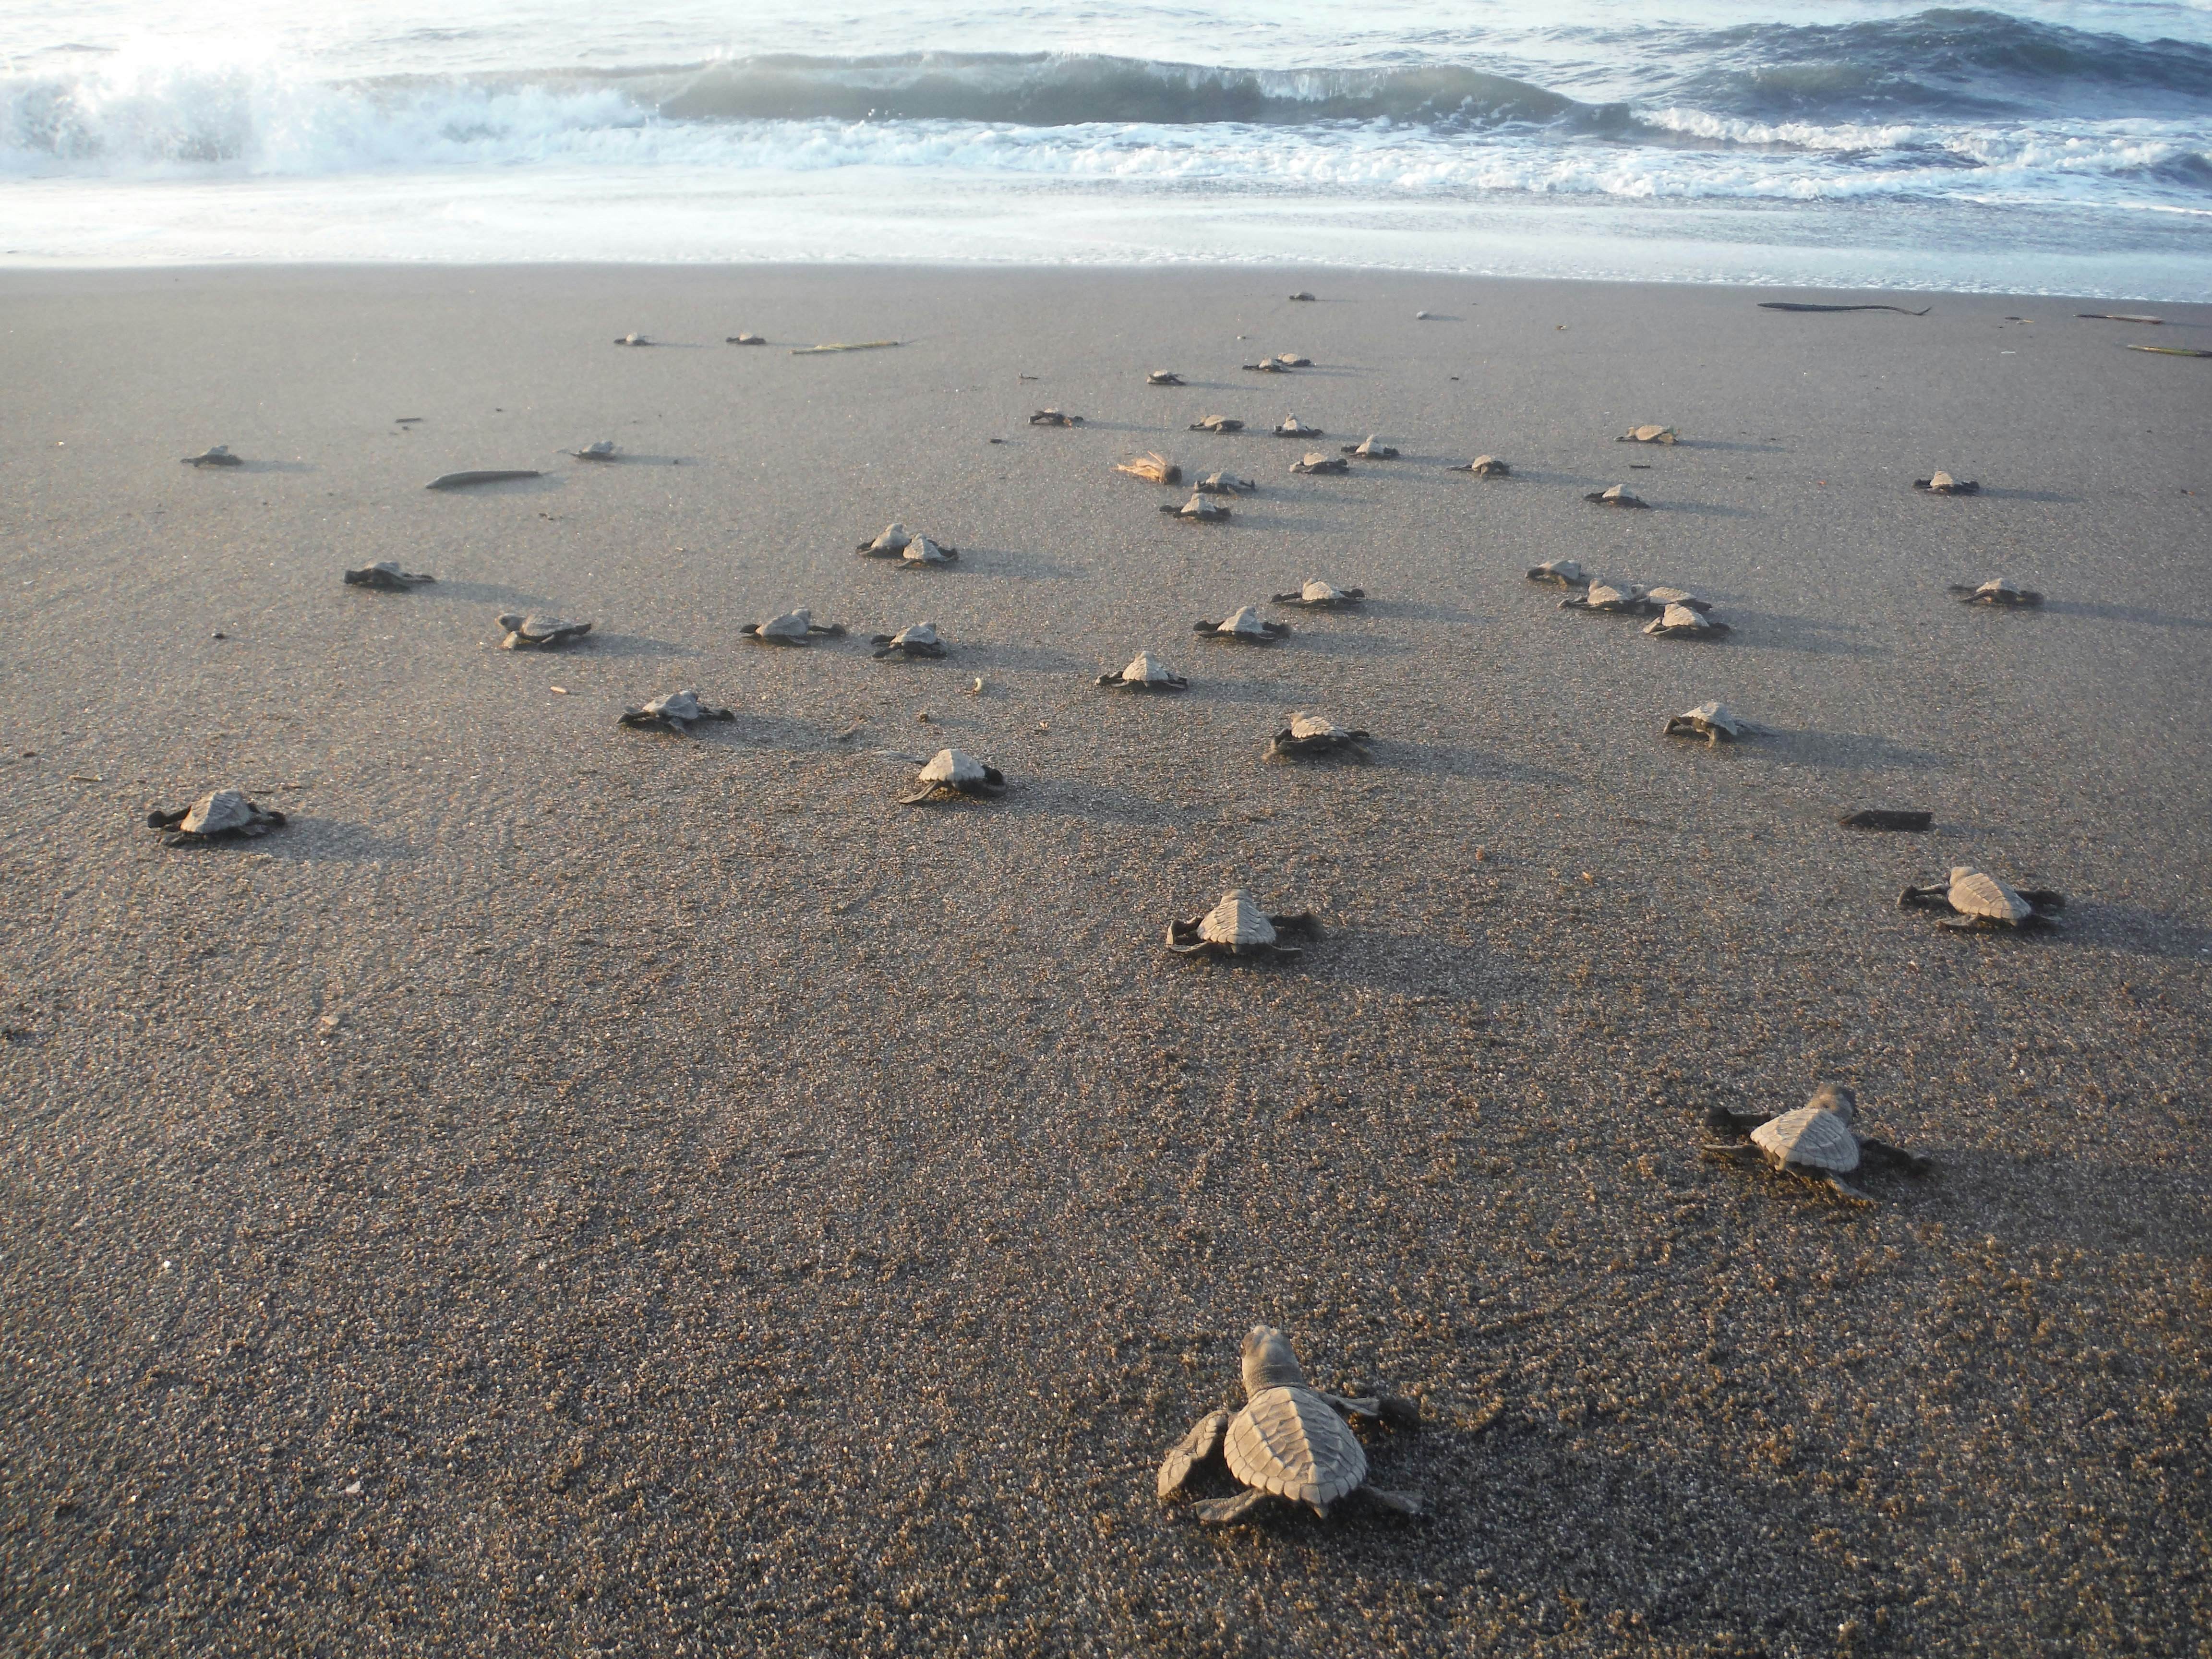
[1321,1390,1422,1431]
[1157,1410,1232,1499]
[1165,918,1208,954]
[1704,1106,1768,1138]
[1898,882,1952,911]
[1191,1487,1277,1526]
[1357,1485,1423,1517]
[1855,1136,1930,1175]
[1320,1392,1383,1421]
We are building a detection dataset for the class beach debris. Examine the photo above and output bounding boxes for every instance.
[1162,494,1231,522]
[146,788,288,847]
[870,622,949,661]
[1117,453,1182,485]
[394,417,423,425]
[2123,344,2212,358]
[1266,712,1372,762]
[618,691,736,734]
[1147,371,1187,386]
[1270,580,1364,609]
[1273,416,1323,437]
[857,523,914,557]
[1189,415,1246,433]
[899,535,958,566]
[497,613,593,649]
[1194,606,1290,643]
[1759,301,1931,315]
[726,332,768,345]
[1840,809,1933,832]
[1948,577,2043,607]
[1166,897,1319,962]
[1644,603,1731,639]
[742,608,845,645]
[1340,435,1399,458]
[1913,471,1979,495]
[1900,866,2064,931]
[793,340,901,354]
[1585,483,1649,508]
[1664,702,1749,744]
[1290,451,1349,475]
[1194,471,1256,495]
[1288,292,1317,302]
[566,440,619,461]
[1098,651,1188,692]
[1029,408,1083,426]
[1526,559,1589,588]
[1703,1084,1929,1206]
[1617,425,1678,445]
[342,561,435,590]
[1157,1326,1419,1523]
[613,333,653,346]
[899,748,1004,805]
[1449,456,1511,475]
[1560,580,1648,613]
[180,445,242,469]
[2077,312,2162,324]
[428,470,542,490]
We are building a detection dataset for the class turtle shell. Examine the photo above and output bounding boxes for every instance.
[755,610,815,640]
[1300,581,1351,604]
[1198,891,1278,950]
[1670,701,1742,739]
[1580,582,1645,612]
[1274,353,1312,368]
[1948,866,2032,923]
[180,789,257,837]
[1458,455,1510,475]
[887,623,940,650]
[918,749,991,789]
[1645,603,1712,635]
[1290,452,1346,475]
[573,440,617,459]
[1189,416,1245,434]
[1527,560,1587,586]
[1274,417,1322,437]
[1752,1106,1861,1174]
[501,613,591,645]
[642,691,705,721]
[1117,650,1180,685]
[1645,587,1708,611]
[1620,424,1677,444]
[861,523,912,555]
[1288,712,1350,742]
[1195,471,1254,495]
[1588,484,1647,507]
[1147,370,1184,385]
[1217,606,1274,637]
[1343,435,1398,458]
[902,536,954,565]
[1225,1330,1368,1507]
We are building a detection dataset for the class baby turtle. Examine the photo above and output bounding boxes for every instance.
[1029,408,1083,427]
[870,622,949,660]
[1118,453,1183,486]
[497,613,593,650]
[742,608,845,645]
[1189,415,1246,434]
[1288,291,1317,301]
[1274,353,1313,368]
[1194,606,1290,643]
[1166,894,1318,960]
[1617,424,1678,445]
[1914,471,1979,495]
[1273,416,1323,438]
[1644,586,1712,614]
[1340,435,1398,458]
[180,445,242,469]
[857,523,914,557]
[146,788,287,846]
[1098,650,1188,691]
[1157,1326,1419,1523]
[1449,456,1511,475]
[1266,712,1372,762]
[566,440,619,461]
[1290,452,1348,475]
[343,561,435,590]
[1147,371,1187,386]
[1270,580,1364,609]
[1560,580,1647,613]
[1948,578,2043,607]
[900,748,1004,805]
[1526,559,1589,588]
[1162,494,1231,522]
[1194,471,1256,495]
[1664,701,1748,744]
[1242,358,1294,374]
[618,691,736,734]
[613,332,653,346]
[1586,484,1649,508]
[1644,603,1731,638]
[726,332,768,346]
[1900,866,2064,930]
[1704,1084,1930,1206]
[899,535,958,566]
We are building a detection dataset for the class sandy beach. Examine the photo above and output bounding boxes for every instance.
[1,263,2207,1656]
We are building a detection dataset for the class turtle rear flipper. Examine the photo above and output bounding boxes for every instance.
[1358,1486,1423,1517]
[1192,1488,1276,1526]
[1817,1172,1874,1205]
[1157,1410,1232,1499]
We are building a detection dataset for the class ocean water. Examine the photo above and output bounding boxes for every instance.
[3,0,2209,295]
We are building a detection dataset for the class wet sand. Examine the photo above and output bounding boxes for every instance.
[1,264,2208,1657]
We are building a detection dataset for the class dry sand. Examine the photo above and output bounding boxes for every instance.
[0,264,2207,1657]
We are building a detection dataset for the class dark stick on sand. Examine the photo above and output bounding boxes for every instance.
[1759,302,1932,315]
[426,470,543,490]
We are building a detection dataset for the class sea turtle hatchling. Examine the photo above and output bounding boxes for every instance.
[1265,712,1372,761]
[497,613,593,649]
[180,445,243,468]
[343,561,435,590]
[1242,358,1295,374]
[1340,435,1398,458]
[899,748,1005,805]
[1166,894,1319,961]
[1586,484,1650,508]
[898,535,958,566]
[1029,409,1084,427]
[857,523,914,557]
[1194,606,1290,643]
[1189,415,1246,434]
[1617,425,1678,445]
[613,332,653,347]
[1948,577,2043,607]
[1914,471,1979,495]
[1156,1326,1420,1523]
[870,622,949,660]
[1162,494,1231,522]
[726,332,768,346]
[1644,603,1731,638]
[1288,291,1317,302]
[742,608,846,645]
[1900,866,2065,930]
[1290,452,1348,476]
[1526,559,1590,588]
[145,788,288,846]
[566,440,619,461]
[1270,580,1364,609]
[1559,580,1647,613]
[1098,650,1188,691]
[1449,455,1511,475]
[1273,416,1324,438]
[1703,1084,1930,1206]
[1147,371,1186,386]
[1663,701,1749,744]
[1194,471,1256,495]
[617,690,736,734]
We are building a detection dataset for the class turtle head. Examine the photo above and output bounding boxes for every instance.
[1807,1082,1857,1123]
[496,613,524,631]
[1240,1326,1306,1394]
